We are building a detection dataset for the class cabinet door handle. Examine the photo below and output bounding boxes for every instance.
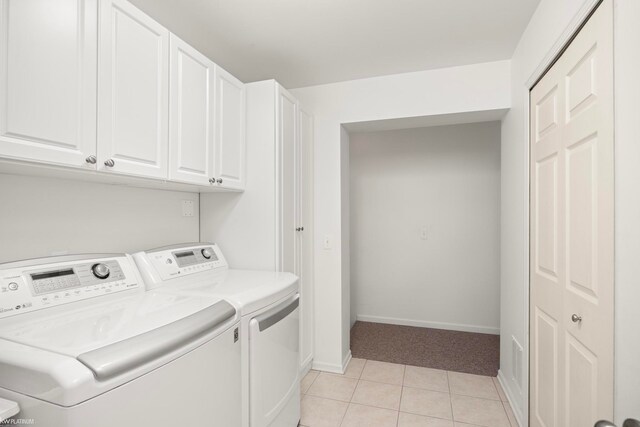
[296,227,304,232]
[85,155,97,164]
[216,178,223,184]
[104,159,115,167]
[209,177,216,184]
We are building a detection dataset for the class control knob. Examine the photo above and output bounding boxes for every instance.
[92,263,110,279]
[201,248,215,259]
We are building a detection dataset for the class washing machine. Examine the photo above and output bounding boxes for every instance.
[133,243,300,427]
[0,253,241,426]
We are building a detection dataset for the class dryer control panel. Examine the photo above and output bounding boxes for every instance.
[0,254,142,319]
[133,243,228,286]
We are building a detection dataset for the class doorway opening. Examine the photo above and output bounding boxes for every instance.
[344,116,503,377]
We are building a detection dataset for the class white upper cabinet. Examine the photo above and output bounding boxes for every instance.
[0,0,246,191]
[215,67,246,190]
[169,35,215,185]
[0,0,97,168]
[97,0,169,179]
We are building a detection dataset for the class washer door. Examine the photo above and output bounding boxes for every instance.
[249,294,300,427]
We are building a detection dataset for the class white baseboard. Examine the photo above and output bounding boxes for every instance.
[312,360,344,374]
[497,369,525,427]
[356,314,500,335]
[312,350,353,374]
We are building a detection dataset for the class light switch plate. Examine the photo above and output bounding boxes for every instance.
[420,227,428,240]
[182,200,194,217]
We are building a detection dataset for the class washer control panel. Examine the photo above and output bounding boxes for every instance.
[135,244,228,283]
[0,254,141,319]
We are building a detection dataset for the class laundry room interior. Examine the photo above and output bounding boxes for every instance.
[0,1,639,427]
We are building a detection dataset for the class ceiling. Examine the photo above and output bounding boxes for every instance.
[129,0,541,89]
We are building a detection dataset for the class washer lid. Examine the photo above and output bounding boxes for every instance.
[0,291,237,406]
[152,270,299,315]
[0,291,228,357]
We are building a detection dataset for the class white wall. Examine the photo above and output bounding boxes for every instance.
[350,122,501,334]
[292,60,511,372]
[0,174,199,262]
[501,0,640,424]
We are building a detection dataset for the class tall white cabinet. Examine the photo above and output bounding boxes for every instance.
[200,80,314,371]
[0,0,97,168]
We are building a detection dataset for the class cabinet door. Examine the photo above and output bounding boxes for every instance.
[277,86,298,273]
[97,0,169,178]
[214,67,245,190]
[169,35,215,185]
[0,0,97,168]
[298,106,314,370]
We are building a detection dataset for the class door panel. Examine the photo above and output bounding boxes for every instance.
[298,107,314,369]
[169,35,214,185]
[0,0,97,168]
[215,67,245,189]
[277,87,297,274]
[98,0,168,178]
[533,307,559,427]
[530,2,614,426]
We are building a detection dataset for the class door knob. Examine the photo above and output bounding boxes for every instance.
[104,158,115,167]
[85,155,97,164]
[209,177,216,184]
[571,314,582,323]
[216,178,223,184]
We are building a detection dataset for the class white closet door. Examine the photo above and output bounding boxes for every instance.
[97,0,169,179]
[214,67,245,190]
[298,106,314,370]
[169,35,215,185]
[530,2,614,426]
[277,86,298,273]
[0,0,97,168]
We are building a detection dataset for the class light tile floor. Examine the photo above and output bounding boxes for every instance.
[299,358,518,427]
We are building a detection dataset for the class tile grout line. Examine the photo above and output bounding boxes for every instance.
[447,371,455,423]
[339,358,364,427]
[396,365,406,427]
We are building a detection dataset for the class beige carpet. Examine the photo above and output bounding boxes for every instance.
[350,321,500,377]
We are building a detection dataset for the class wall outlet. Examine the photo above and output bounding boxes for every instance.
[323,235,332,250]
[420,227,428,240]
[181,200,194,217]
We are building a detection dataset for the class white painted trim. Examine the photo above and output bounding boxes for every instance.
[498,369,524,427]
[341,350,352,374]
[356,314,500,335]
[300,358,313,377]
[312,358,346,374]
[520,2,603,426]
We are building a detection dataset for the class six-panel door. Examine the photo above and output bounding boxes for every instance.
[97,0,169,179]
[0,0,97,169]
[169,35,216,186]
[529,2,614,426]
